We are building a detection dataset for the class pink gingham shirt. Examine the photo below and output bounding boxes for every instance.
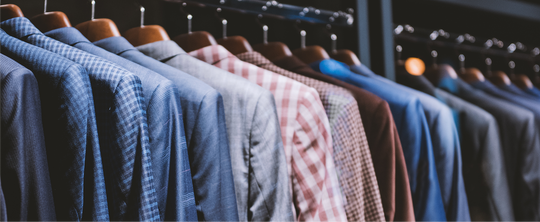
[189,45,347,222]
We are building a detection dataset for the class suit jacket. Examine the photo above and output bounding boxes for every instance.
[498,84,539,100]
[237,51,385,222]
[353,64,470,221]
[438,77,540,221]
[395,73,513,220]
[46,28,197,221]
[92,38,238,221]
[2,18,160,221]
[135,40,292,221]
[0,53,57,221]
[311,59,446,221]
[523,87,540,99]
[273,55,415,222]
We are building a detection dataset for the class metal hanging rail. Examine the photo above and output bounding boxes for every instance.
[163,0,354,27]
[393,24,540,63]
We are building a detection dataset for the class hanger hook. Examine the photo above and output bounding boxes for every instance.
[509,60,515,75]
[263,25,268,44]
[300,30,306,49]
[187,14,193,34]
[222,19,228,39]
[458,54,465,74]
[140,6,145,27]
[44,0,48,13]
[331,34,337,53]
[431,50,438,67]
[485,57,492,76]
[396,45,403,62]
[91,0,95,20]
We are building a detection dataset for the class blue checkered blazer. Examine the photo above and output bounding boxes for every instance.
[45,27,197,221]
[0,29,109,221]
[1,18,161,221]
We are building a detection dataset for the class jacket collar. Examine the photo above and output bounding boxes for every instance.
[93,36,137,55]
[188,45,234,65]
[136,40,186,62]
[45,27,89,46]
[1,17,41,39]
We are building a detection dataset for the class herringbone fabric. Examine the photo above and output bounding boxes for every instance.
[237,52,385,222]
[189,45,347,222]
[0,29,108,221]
[1,18,160,221]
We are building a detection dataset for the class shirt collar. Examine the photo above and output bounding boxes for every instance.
[309,59,352,79]
[136,40,186,62]
[93,36,137,55]
[188,45,234,65]
[236,51,272,67]
[44,27,89,46]
[1,17,42,39]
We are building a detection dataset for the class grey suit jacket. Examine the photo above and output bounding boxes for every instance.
[435,89,513,221]
[137,40,294,222]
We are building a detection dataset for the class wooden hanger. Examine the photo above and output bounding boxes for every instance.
[74,1,120,42]
[30,11,71,33]
[172,14,216,52]
[292,30,330,65]
[512,74,533,89]
[328,34,361,66]
[124,25,170,47]
[123,6,170,47]
[459,67,485,83]
[489,70,511,86]
[215,19,252,55]
[252,25,292,61]
[0,4,24,21]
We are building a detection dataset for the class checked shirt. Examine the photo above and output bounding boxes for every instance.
[0,29,108,221]
[2,18,160,221]
[237,51,386,222]
[189,45,347,222]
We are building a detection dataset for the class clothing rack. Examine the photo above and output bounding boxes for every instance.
[394,24,540,64]
[163,0,354,27]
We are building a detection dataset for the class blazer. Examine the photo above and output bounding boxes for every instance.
[46,28,197,221]
[136,40,293,222]
[93,38,239,221]
[396,73,513,221]
[352,64,470,221]
[273,55,415,222]
[237,51,385,222]
[0,53,57,221]
[438,77,540,221]
[2,18,160,221]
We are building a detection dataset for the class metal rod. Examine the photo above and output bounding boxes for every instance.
[300,30,306,48]
[263,25,268,44]
[140,6,145,27]
[331,34,337,53]
[91,0,95,20]
[44,0,47,13]
[222,19,227,39]
[187,14,192,34]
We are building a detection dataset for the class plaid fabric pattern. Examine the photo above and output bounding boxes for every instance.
[237,52,386,222]
[189,45,347,222]
[1,18,160,221]
[0,29,109,221]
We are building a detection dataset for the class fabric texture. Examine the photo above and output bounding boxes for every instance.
[189,45,347,222]
[236,51,385,222]
[46,29,197,221]
[310,59,446,221]
[273,55,414,222]
[437,76,540,221]
[0,53,57,221]
[135,40,293,221]
[2,18,160,221]
[395,73,513,221]
[468,80,540,220]
[91,38,238,221]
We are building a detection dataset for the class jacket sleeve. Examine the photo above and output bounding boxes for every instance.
[249,90,294,221]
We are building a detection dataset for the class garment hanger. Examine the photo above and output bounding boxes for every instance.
[252,25,293,61]
[74,0,121,42]
[292,30,330,65]
[533,64,540,88]
[487,60,512,86]
[29,0,72,33]
[329,34,361,66]
[215,19,252,55]
[504,61,533,89]
[173,13,217,52]
[0,4,24,20]
[123,6,170,47]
